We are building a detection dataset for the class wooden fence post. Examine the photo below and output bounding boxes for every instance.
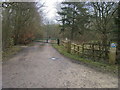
[99,42,101,59]
[67,40,71,53]
[77,45,79,55]
[82,43,84,57]
[109,46,116,64]
[74,44,75,53]
[92,44,95,59]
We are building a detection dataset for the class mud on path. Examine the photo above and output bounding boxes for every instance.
[2,42,118,88]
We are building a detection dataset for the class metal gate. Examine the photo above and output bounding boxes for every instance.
[35,38,57,44]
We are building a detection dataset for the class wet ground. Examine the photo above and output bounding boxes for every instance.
[2,42,118,88]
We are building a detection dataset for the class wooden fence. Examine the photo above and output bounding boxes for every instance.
[61,40,113,63]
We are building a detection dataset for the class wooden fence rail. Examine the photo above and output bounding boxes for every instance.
[61,40,116,63]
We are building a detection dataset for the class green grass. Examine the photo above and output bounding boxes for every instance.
[52,44,118,74]
[2,46,22,60]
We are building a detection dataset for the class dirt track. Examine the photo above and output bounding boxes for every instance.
[2,42,118,88]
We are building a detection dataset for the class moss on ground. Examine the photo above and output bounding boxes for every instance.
[52,44,118,74]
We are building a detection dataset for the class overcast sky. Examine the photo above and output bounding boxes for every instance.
[39,0,63,24]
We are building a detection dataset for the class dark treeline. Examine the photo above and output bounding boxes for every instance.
[57,2,118,43]
[2,2,43,51]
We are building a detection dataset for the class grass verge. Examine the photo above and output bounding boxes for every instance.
[52,44,118,75]
[2,46,23,60]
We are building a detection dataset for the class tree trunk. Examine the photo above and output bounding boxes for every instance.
[102,33,108,61]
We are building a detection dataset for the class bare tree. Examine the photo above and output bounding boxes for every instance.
[89,2,118,59]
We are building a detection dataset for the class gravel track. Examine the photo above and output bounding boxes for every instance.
[2,42,118,88]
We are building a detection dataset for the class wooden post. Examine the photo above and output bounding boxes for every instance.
[82,43,84,57]
[109,45,116,64]
[77,45,79,55]
[99,42,101,59]
[92,44,95,59]
[67,40,71,53]
[74,44,75,53]
[57,39,60,45]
